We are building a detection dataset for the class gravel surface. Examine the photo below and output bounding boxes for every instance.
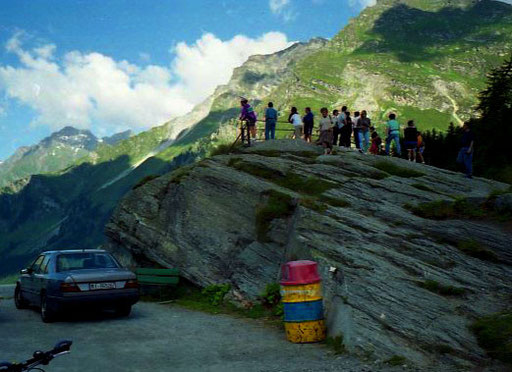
[0,287,400,372]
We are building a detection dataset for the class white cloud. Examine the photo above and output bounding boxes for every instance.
[499,0,512,4]
[349,0,376,8]
[269,0,297,22]
[269,0,289,14]
[0,31,291,133]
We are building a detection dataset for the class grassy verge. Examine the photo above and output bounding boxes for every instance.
[141,282,284,327]
[0,275,17,285]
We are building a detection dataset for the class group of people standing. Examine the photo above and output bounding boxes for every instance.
[240,97,474,178]
[261,101,425,162]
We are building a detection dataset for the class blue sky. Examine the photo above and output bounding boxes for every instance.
[0,0,370,160]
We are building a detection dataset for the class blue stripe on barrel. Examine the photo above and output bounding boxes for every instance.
[283,300,324,322]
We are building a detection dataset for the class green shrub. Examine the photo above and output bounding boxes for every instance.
[412,183,436,193]
[471,312,512,363]
[407,198,485,220]
[374,161,425,178]
[385,355,407,366]
[417,280,466,296]
[261,283,281,307]
[210,143,243,157]
[255,190,295,242]
[260,283,284,317]
[326,335,346,354]
[132,174,160,190]
[300,197,328,213]
[320,195,350,208]
[457,240,498,262]
[230,161,335,196]
[201,284,231,306]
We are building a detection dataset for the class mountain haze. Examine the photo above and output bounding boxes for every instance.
[0,126,132,187]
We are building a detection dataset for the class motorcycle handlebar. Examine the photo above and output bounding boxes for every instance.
[0,340,72,372]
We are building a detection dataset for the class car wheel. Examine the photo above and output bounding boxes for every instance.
[40,294,57,323]
[14,285,28,309]
[116,305,132,317]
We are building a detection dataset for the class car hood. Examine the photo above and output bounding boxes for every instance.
[61,268,135,283]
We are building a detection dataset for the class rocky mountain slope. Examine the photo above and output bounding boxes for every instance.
[0,39,326,277]
[258,0,512,131]
[0,126,132,187]
[105,140,512,370]
[2,0,511,279]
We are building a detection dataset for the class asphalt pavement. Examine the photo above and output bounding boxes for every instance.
[0,284,379,372]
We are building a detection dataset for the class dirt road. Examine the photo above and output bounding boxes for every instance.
[0,285,382,372]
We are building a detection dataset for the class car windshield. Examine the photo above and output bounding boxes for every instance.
[56,252,120,272]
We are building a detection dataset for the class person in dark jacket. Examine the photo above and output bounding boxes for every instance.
[457,122,475,179]
[303,107,314,143]
[404,120,418,162]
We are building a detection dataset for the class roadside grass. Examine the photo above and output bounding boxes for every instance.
[374,161,425,178]
[0,275,17,285]
[149,283,284,327]
[471,312,512,364]
[325,335,346,355]
[417,280,466,296]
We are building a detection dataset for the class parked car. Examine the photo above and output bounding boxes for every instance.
[14,249,139,322]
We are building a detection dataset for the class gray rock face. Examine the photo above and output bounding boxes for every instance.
[104,140,511,370]
[495,193,512,214]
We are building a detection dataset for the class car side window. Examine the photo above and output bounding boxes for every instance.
[40,255,51,274]
[31,255,45,273]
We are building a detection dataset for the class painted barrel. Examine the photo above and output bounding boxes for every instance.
[280,260,326,343]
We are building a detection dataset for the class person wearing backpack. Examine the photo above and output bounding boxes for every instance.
[239,97,258,141]
[264,102,278,140]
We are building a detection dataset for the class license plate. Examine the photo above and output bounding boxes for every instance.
[90,282,115,290]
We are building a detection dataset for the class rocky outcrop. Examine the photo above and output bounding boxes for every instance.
[105,140,511,370]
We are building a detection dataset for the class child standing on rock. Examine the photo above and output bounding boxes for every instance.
[369,127,382,155]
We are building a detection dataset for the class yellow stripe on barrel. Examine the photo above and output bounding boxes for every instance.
[280,282,322,303]
[284,320,326,343]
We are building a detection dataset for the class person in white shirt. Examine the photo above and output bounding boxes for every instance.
[318,107,334,154]
[288,107,303,140]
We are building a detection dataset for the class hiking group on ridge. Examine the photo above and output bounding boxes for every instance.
[239,98,474,178]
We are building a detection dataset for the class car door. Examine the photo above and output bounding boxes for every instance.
[33,255,51,302]
[24,255,45,304]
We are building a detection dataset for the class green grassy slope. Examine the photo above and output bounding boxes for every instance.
[265,0,512,131]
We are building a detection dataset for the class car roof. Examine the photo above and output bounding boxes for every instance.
[42,249,108,254]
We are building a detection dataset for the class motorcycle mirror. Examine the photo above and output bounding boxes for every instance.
[53,340,72,353]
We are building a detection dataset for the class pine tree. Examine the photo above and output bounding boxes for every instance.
[477,54,512,118]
